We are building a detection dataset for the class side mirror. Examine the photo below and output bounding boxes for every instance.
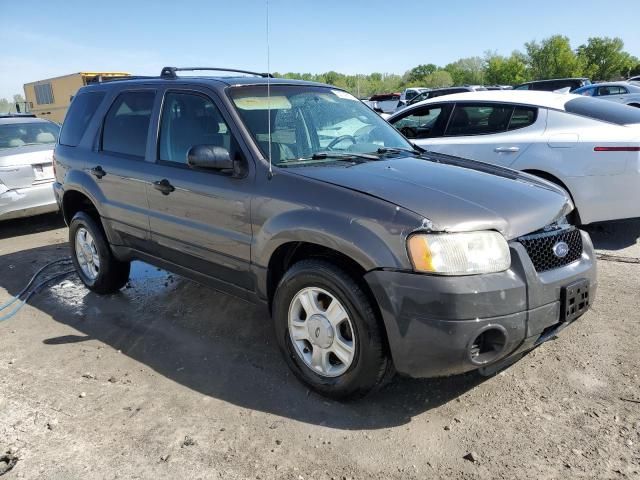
[187,145,233,170]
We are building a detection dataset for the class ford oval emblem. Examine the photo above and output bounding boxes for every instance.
[552,241,569,258]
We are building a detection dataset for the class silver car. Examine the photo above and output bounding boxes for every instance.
[573,82,640,108]
[0,115,60,220]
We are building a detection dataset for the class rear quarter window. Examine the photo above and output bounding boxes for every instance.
[59,92,106,147]
[564,97,640,125]
[508,107,538,130]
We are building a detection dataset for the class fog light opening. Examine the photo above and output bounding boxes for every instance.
[469,328,507,365]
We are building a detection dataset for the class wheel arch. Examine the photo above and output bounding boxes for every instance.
[61,189,100,225]
[521,169,581,223]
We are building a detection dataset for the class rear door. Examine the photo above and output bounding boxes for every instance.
[144,87,255,293]
[413,102,543,167]
[90,89,157,249]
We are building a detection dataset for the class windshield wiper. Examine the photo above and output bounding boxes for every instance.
[309,152,380,161]
[376,146,423,155]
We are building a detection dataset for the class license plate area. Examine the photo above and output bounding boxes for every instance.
[33,163,54,181]
[561,279,590,323]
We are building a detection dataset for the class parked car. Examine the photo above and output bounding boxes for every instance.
[628,75,640,83]
[573,82,640,108]
[366,92,401,113]
[513,78,590,92]
[0,115,60,220]
[53,67,596,399]
[396,87,430,109]
[386,90,640,224]
[405,86,488,107]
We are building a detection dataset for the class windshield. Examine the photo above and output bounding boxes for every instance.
[229,85,412,166]
[0,121,60,150]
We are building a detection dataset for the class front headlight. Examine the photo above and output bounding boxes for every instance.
[407,231,511,275]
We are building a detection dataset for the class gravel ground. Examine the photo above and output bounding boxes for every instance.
[0,214,638,480]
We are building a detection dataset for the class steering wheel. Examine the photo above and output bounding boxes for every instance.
[400,126,418,139]
[327,135,357,150]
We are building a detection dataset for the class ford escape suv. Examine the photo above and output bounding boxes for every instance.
[53,67,597,399]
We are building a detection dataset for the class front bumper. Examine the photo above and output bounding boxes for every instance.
[0,181,58,221]
[365,230,597,378]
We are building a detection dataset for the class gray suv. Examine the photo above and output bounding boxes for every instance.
[53,67,597,399]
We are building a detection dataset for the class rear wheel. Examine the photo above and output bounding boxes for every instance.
[273,259,393,399]
[69,211,130,294]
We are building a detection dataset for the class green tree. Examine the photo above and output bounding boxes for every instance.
[443,57,485,85]
[484,51,529,85]
[577,37,638,80]
[423,70,454,88]
[406,64,438,84]
[525,35,584,79]
[0,98,10,113]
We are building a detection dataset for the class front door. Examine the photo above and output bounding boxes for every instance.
[145,88,254,292]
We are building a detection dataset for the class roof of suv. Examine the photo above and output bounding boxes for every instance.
[81,74,332,92]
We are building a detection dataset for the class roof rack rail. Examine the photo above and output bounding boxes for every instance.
[160,67,273,78]
[160,66,273,79]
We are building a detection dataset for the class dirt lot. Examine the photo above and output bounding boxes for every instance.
[1,214,639,480]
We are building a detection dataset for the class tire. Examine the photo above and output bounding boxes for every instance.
[273,259,393,400]
[69,211,130,294]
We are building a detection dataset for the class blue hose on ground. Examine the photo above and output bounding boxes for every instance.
[0,258,75,322]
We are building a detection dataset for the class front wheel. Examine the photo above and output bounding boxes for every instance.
[69,211,130,294]
[273,259,393,399]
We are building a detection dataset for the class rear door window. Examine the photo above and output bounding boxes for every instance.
[597,86,627,96]
[59,92,105,147]
[392,105,449,139]
[445,103,514,136]
[102,91,155,158]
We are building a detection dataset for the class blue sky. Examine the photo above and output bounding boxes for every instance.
[1,0,638,99]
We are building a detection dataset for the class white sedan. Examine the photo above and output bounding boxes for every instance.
[386,90,640,224]
[1,115,60,220]
[573,82,640,108]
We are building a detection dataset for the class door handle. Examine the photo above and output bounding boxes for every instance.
[90,166,106,179]
[153,179,175,195]
[494,146,520,153]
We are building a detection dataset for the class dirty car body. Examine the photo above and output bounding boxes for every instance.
[53,69,597,398]
[0,117,60,221]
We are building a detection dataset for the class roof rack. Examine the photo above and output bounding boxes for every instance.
[160,66,273,79]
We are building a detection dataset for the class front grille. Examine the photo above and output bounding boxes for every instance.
[518,226,583,272]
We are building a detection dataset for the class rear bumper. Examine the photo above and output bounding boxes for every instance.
[365,231,597,378]
[0,181,58,221]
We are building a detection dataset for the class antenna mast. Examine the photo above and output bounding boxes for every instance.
[266,0,273,178]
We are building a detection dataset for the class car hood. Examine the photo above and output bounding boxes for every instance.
[288,152,572,239]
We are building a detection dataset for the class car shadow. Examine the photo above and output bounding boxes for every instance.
[584,218,640,251]
[0,212,65,240]
[0,242,487,430]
